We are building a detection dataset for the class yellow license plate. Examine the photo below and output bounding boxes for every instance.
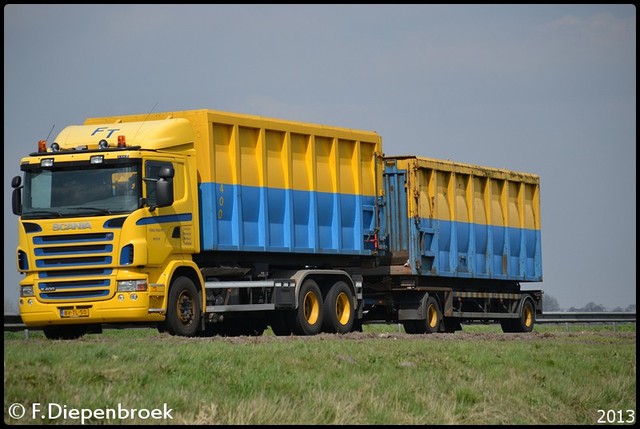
[61,308,90,318]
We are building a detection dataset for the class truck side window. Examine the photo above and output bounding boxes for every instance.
[145,161,173,207]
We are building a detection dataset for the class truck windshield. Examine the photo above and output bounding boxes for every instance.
[21,161,141,219]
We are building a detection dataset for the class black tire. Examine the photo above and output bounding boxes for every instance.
[501,298,536,333]
[289,279,324,336]
[413,296,442,334]
[512,298,536,333]
[43,325,87,340]
[166,276,201,337]
[500,318,515,333]
[322,281,355,334]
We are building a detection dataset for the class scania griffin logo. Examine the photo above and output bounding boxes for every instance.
[52,222,92,231]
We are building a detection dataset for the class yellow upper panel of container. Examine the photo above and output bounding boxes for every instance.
[391,156,541,230]
[83,109,382,197]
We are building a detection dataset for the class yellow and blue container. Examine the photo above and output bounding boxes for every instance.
[382,156,542,282]
[190,110,382,255]
[83,109,542,282]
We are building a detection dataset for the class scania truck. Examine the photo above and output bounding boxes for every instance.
[11,109,543,339]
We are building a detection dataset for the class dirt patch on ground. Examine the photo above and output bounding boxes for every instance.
[165,329,636,345]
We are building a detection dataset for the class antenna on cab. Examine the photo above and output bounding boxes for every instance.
[131,102,159,145]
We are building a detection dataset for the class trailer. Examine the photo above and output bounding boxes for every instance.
[11,109,542,339]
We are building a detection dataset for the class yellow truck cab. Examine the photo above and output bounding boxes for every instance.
[14,116,201,338]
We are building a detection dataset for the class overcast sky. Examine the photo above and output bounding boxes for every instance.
[4,4,636,311]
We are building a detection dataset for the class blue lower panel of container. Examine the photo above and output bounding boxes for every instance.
[199,183,376,255]
[412,218,542,282]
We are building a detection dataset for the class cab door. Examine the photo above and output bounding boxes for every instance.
[141,158,193,265]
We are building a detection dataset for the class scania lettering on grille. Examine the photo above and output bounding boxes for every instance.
[52,222,92,231]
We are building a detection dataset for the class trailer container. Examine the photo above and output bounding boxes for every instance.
[382,156,542,281]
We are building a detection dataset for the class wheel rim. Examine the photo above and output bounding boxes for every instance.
[177,291,195,325]
[427,304,438,328]
[303,291,320,325]
[335,291,351,326]
[523,303,533,328]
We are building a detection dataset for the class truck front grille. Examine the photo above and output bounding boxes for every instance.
[32,233,115,302]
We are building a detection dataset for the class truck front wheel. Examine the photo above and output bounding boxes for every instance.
[166,276,201,337]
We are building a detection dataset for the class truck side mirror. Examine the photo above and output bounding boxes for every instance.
[11,175,22,215]
[158,166,174,179]
[156,166,174,208]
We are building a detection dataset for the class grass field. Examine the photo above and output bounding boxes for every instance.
[3,324,636,425]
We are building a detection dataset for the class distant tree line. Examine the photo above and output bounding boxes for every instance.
[543,294,636,312]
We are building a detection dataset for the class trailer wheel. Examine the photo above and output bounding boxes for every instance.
[413,296,442,334]
[166,276,201,337]
[513,297,536,333]
[323,281,355,334]
[500,318,515,333]
[501,297,536,333]
[289,279,323,335]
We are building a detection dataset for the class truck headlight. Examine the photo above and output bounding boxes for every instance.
[117,280,148,292]
[21,286,35,297]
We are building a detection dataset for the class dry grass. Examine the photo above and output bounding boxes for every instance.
[4,325,636,425]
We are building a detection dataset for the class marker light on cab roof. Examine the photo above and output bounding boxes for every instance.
[117,135,127,148]
[90,155,104,164]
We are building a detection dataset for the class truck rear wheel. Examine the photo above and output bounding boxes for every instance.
[166,276,201,337]
[322,281,355,334]
[289,279,323,335]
